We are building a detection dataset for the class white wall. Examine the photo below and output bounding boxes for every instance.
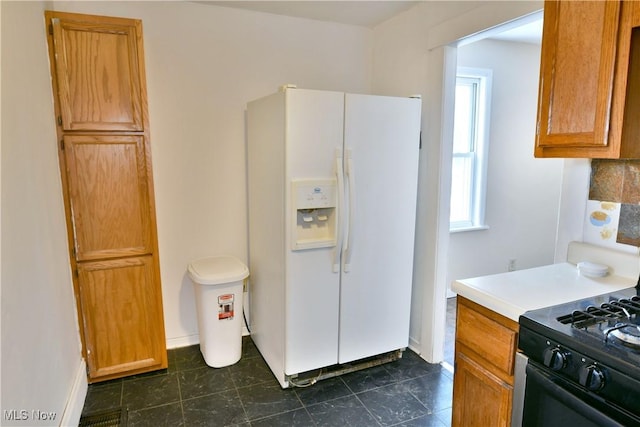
[1,1,375,423]
[370,0,612,367]
[555,159,592,260]
[45,1,374,347]
[1,1,596,422]
[372,1,545,361]
[1,2,85,425]
[447,39,563,286]
[1,1,372,425]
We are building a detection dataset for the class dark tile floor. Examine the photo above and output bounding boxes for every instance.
[81,332,454,427]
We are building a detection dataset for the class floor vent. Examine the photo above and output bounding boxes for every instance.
[79,408,127,427]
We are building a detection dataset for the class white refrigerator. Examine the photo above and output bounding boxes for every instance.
[247,86,421,388]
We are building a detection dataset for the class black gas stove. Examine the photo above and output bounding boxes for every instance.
[519,287,640,426]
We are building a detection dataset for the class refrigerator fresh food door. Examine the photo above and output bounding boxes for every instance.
[284,88,344,375]
[338,93,421,363]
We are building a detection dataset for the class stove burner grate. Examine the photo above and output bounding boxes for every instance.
[556,296,640,329]
[605,323,640,348]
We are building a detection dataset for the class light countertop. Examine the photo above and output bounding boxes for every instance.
[452,262,637,322]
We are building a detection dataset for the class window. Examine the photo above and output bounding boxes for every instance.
[450,67,492,232]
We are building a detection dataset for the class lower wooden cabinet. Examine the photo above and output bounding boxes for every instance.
[78,256,167,380]
[453,352,513,426]
[452,297,519,427]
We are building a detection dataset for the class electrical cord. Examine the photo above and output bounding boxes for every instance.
[243,277,251,334]
[243,306,251,334]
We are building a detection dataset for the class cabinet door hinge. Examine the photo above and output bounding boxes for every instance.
[57,116,63,126]
[74,268,79,278]
[60,139,65,150]
[49,24,53,35]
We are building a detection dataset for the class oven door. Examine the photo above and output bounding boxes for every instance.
[522,362,639,427]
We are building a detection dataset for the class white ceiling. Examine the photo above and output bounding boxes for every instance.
[201,1,420,28]
[199,1,542,44]
[489,17,542,44]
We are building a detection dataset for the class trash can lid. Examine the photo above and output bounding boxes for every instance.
[187,255,249,285]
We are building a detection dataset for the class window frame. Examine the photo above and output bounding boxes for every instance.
[449,66,492,233]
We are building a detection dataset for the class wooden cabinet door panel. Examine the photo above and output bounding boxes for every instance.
[64,135,153,261]
[452,352,513,427]
[79,256,166,379]
[536,0,621,152]
[452,297,518,424]
[612,1,640,158]
[50,13,144,131]
[456,301,517,377]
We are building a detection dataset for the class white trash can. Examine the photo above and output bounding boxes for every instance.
[187,255,249,368]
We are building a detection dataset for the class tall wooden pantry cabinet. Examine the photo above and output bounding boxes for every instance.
[44,11,167,382]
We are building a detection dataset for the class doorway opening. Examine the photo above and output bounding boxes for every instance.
[440,11,560,370]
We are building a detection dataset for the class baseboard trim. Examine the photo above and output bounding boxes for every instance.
[166,329,251,350]
[408,336,420,354]
[60,358,88,427]
[166,334,199,349]
[441,360,454,374]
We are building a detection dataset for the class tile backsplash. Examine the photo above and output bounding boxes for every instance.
[588,160,640,248]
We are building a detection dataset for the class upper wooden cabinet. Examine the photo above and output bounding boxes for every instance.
[49,12,146,131]
[535,0,640,158]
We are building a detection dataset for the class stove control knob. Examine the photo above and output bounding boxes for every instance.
[579,364,605,391]
[542,347,568,371]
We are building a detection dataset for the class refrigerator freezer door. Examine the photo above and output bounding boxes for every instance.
[284,89,344,375]
[338,94,421,363]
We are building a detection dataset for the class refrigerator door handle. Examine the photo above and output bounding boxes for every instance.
[333,149,345,273]
[343,149,354,272]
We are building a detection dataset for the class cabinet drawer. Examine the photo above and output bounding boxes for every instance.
[456,298,518,376]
